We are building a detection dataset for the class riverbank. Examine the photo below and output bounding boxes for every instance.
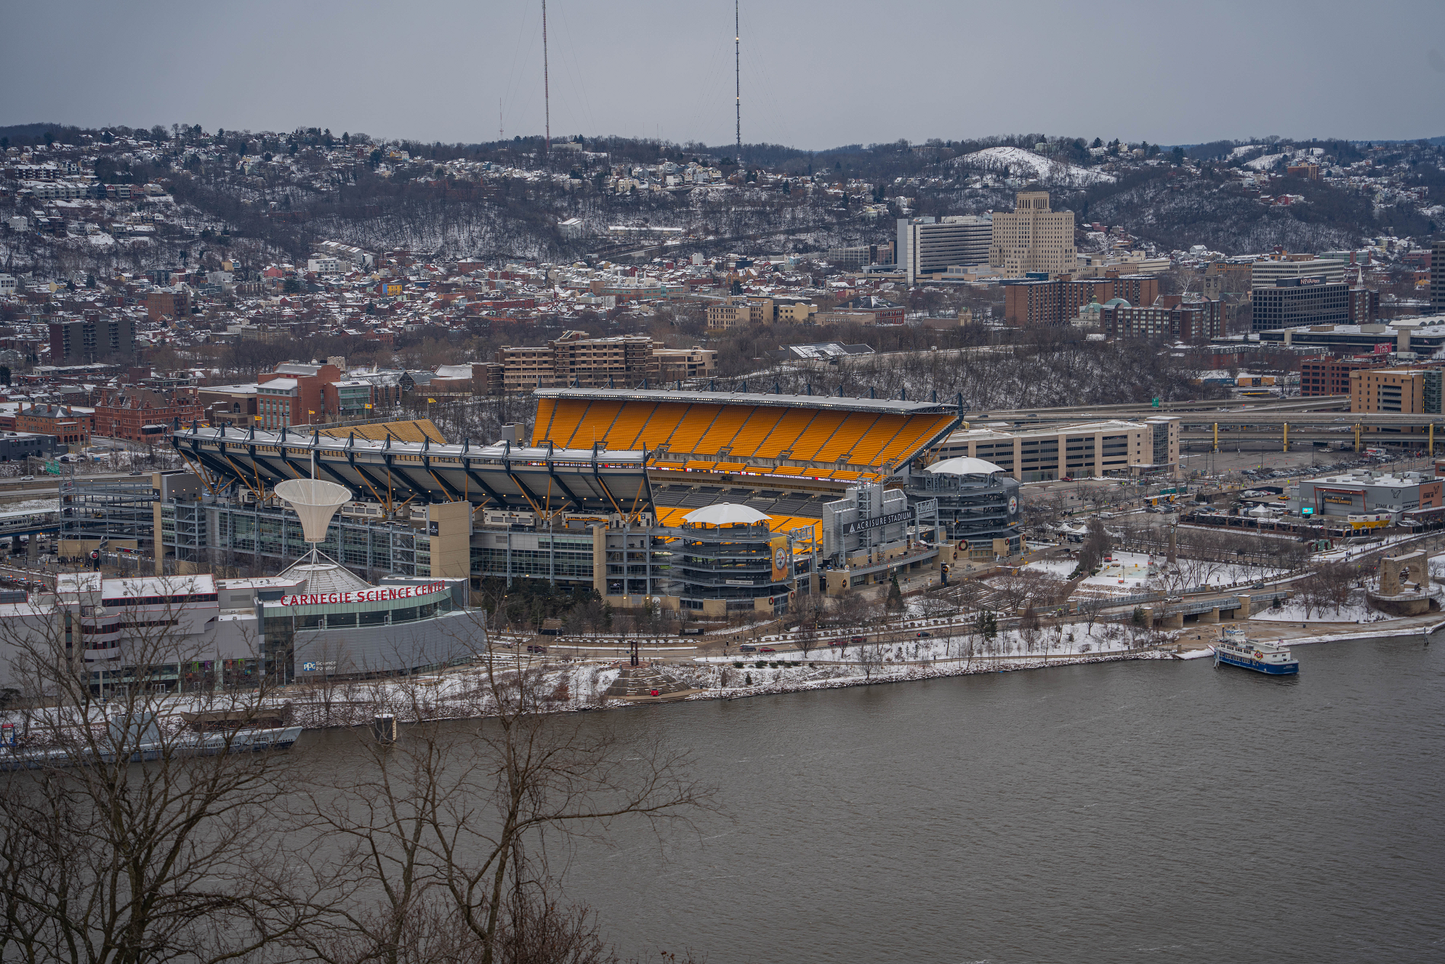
[275,611,1445,729]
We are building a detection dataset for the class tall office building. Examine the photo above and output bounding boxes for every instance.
[1250,258,1346,289]
[988,191,1076,277]
[897,216,992,285]
[1432,240,1445,314]
[1251,279,1350,332]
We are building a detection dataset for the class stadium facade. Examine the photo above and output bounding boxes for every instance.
[155,388,1023,617]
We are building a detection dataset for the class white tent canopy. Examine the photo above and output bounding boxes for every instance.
[682,503,771,527]
[924,456,1006,477]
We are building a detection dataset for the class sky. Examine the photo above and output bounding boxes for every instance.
[3,0,1444,150]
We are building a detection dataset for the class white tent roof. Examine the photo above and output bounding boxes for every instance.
[925,456,1006,476]
[682,503,772,527]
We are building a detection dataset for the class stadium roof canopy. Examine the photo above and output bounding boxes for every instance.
[533,387,955,415]
[171,425,653,517]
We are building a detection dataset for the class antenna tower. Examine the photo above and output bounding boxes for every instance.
[734,0,741,165]
[542,0,551,154]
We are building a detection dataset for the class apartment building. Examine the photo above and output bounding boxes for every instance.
[1350,367,1442,415]
[48,317,135,363]
[988,191,1075,276]
[1433,240,1445,314]
[1100,300,1224,343]
[897,216,992,285]
[655,347,717,383]
[1003,274,1159,328]
[495,332,715,393]
[930,417,1180,482]
[705,298,770,330]
[1300,356,1383,397]
[1252,279,1351,332]
[145,286,191,322]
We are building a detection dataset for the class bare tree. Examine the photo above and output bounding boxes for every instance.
[0,594,316,964]
[292,647,712,964]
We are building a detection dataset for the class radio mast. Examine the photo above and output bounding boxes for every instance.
[734,0,741,165]
[542,0,551,154]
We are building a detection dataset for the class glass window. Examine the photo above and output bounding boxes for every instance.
[360,609,388,626]
[297,613,323,630]
[391,607,417,624]
[326,612,357,628]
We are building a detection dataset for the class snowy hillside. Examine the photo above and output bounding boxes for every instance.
[957,146,1116,187]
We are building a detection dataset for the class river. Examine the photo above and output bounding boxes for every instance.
[298,633,1445,963]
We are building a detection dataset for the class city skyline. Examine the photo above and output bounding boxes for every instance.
[3,0,1444,149]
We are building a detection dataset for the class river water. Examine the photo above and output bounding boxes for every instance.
[298,635,1445,963]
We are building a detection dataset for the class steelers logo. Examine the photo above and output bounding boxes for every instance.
[1008,496,1018,515]
[775,548,788,570]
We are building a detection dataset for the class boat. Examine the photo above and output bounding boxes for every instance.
[1212,627,1299,675]
[0,712,303,771]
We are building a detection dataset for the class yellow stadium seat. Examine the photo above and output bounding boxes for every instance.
[756,409,820,459]
[726,408,786,454]
[844,414,904,465]
[665,405,717,453]
[603,403,659,449]
[531,399,557,446]
[786,412,847,461]
[634,402,691,450]
[815,413,878,462]
[694,406,752,454]
[562,400,622,448]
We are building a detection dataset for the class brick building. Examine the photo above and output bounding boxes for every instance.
[145,287,191,322]
[1300,357,1384,397]
[16,403,91,447]
[93,388,204,442]
[1004,274,1160,327]
[1100,299,1224,343]
[256,362,344,429]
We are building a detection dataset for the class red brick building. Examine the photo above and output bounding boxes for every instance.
[1005,274,1161,327]
[16,403,92,447]
[145,287,191,322]
[1300,356,1385,397]
[256,363,343,429]
[93,388,204,442]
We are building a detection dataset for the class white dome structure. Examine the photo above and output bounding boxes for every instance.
[274,478,353,546]
[682,503,771,527]
[924,457,1006,477]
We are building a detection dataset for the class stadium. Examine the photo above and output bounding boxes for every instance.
[166,387,1023,616]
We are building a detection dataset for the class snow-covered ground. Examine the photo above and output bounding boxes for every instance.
[1020,551,1281,597]
[1251,589,1390,624]
[957,147,1115,187]
[1245,153,1288,171]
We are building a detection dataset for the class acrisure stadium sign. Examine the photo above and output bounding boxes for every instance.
[278,582,447,607]
[842,511,911,535]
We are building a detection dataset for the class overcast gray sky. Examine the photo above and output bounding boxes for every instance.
[4,0,1444,149]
